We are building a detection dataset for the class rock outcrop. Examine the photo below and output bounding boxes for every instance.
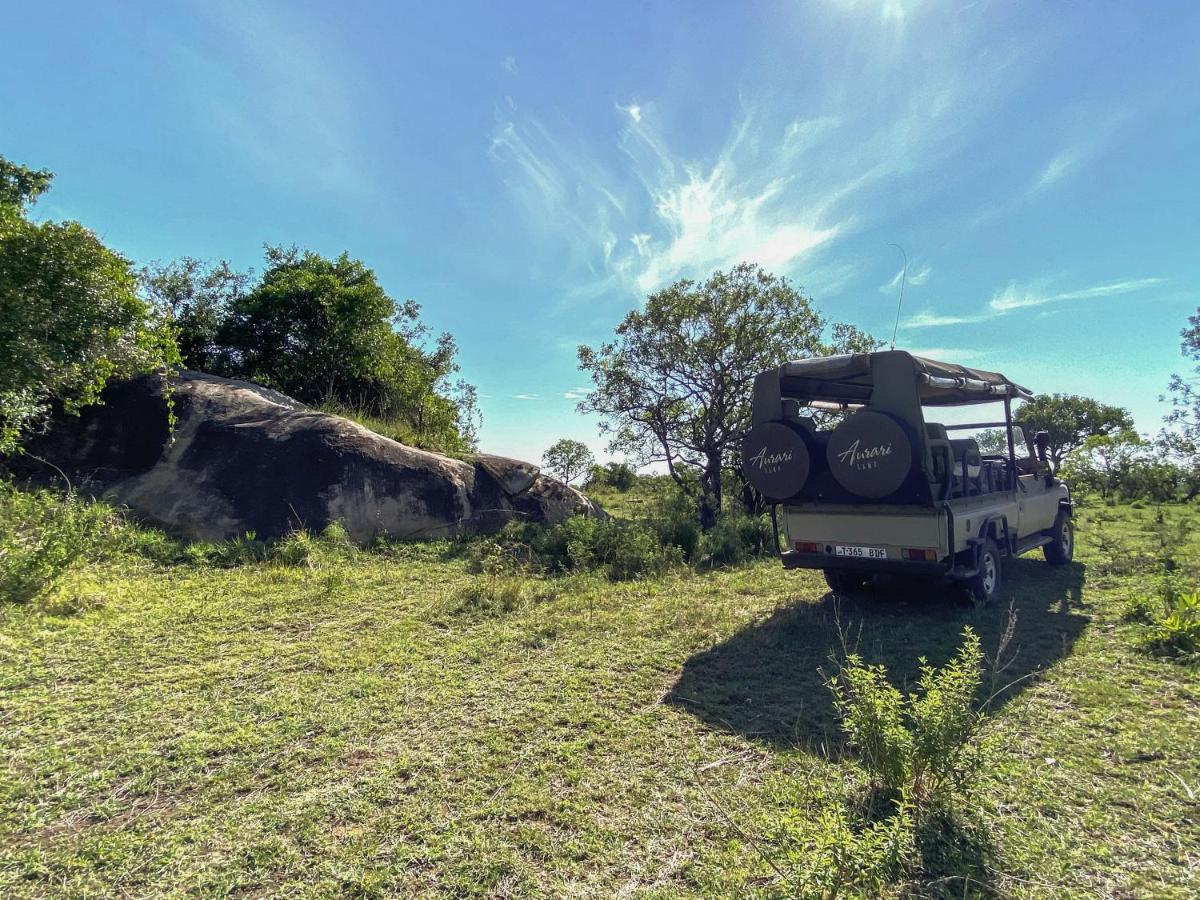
[12,372,604,542]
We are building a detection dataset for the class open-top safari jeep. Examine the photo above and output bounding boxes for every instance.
[742,350,1073,604]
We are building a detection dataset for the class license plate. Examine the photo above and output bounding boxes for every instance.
[835,545,888,559]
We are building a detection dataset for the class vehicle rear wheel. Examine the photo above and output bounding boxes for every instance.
[1043,512,1074,565]
[824,569,870,597]
[966,539,1002,606]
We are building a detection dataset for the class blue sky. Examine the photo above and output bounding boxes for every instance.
[3,1,1198,463]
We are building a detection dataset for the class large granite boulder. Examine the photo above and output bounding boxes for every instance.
[11,372,604,542]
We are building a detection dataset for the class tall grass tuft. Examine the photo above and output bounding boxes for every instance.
[0,483,113,602]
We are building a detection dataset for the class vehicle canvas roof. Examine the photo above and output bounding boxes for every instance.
[778,349,1034,407]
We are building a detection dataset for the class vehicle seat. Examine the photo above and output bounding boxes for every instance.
[949,438,985,496]
[781,398,816,433]
[926,423,954,499]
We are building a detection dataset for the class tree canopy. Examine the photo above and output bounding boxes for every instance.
[578,263,876,527]
[0,156,175,454]
[139,257,250,375]
[1163,306,1200,500]
[542,439,595,485]
[1015,393,1134,466]
[142,248,480,454]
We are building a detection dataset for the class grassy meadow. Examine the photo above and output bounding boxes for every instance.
[1,492,1198,897]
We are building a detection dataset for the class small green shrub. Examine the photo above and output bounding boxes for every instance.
[828,628,988,815]
[1121,593,1158,624]
[1088,520,1155,576]
[696,513,773,568]
[0,484,113,602]
[495,516,682,581]
[586,462,637,492]
[1148,591,1200,655]
[1143,581,1200,657]
[1123,570,1200,657]
[641,490,701,561]
[271,522,356,570]
[769,798,916,897]
[455,574,527,614]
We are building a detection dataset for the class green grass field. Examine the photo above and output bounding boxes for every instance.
[1,500,1198,897]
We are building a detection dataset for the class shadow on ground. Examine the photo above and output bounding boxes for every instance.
[665,558,1089,751]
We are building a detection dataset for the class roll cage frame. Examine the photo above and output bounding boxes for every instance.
[751,349,1038,507]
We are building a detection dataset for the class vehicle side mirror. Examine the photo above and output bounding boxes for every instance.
[1034,430,1055,482]
[1034,431,1050,463]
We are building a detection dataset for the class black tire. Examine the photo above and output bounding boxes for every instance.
[1043,512,1074,565]
[966,538,1003,607]
[824,569,870,597]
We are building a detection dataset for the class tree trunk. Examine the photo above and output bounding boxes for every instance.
[698,453,723,530]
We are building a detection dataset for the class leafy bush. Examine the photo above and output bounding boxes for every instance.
[1121,592,1159,624]
[143,248,480,455]
[1,156,178,454]
[1147,590,1200,656]
[651,508,701,563]
[478,516,682,582]
[1086,518,1156,576]
[0,484,113,602]
[828,628,988,815]
[271,522,356,570]
[768,797,916,897]
[586,461,637,492]
[696,513,773,567]
[455,574,528,614]
[1134,573,1200,657]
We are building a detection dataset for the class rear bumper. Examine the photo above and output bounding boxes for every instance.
[780,550,951,577]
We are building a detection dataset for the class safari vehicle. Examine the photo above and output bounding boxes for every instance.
[741,350,1073,604]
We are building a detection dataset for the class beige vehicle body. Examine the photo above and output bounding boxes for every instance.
[742,350,1073,599]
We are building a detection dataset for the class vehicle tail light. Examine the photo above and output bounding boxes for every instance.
[904,548,937,561]
[795,541,819,553]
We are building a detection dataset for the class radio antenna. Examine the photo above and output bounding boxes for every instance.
[888,243,908,350]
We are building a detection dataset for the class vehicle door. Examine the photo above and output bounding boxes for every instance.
[1014,426,1059,536]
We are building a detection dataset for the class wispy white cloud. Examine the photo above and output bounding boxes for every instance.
[1031,146,1083,192]
[503,55,518,74]
[989,277,1165,312]
[880,262,931,293]
[616,102,643,124]
[905,276,1165,328]
[180,1,365,197]
[489,11,1025,303]
[905,310,994,329]
[512,393,541,401]
[905,347,992,363]
[562,387,591,401]
[827,0,929,25]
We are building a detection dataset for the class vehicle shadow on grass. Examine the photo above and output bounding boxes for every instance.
[665,558,1089,753]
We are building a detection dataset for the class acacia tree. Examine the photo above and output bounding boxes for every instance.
[542,438,595,484]
[1014,393,1134,467]
[578,263,875,528]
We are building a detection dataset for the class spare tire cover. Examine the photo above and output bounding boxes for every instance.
[741,422,811,500]
[826,411,914,499]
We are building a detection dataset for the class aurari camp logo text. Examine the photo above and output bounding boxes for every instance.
[836,439,893,471]
[749,444,792,474]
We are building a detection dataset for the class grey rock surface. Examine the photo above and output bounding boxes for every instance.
[14,372,604,542]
